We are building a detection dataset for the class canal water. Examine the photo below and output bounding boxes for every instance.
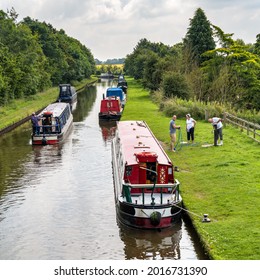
[0,80,206,260]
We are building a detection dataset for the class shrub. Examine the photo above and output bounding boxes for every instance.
[162,72,191,100]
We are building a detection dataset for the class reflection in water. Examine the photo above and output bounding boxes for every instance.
[73,85,97,122]
[0,124,32,197]
[99,120,117,144]
[119,221,182,260]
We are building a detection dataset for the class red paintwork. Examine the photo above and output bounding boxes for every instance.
[99,98,122,114]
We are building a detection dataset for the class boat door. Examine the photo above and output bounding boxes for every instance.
[135,152,158,184]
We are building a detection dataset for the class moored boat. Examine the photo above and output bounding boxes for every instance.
[106,87,126,108]
[31,102,73,145]
[58,84,77,107]
[117,74,128,94]
[98,96,123,121]
[111,120,182,229]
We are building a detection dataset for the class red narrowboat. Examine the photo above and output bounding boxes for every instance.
[31,102,73,145]
[98,96,123,121]
[111,120,182,229]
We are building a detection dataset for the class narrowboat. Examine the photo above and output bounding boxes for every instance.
[99,72,114,79]
[111,120,182,229]
[98,96,123,121]
[31,102,73,145]
[106,87,126,108]
[117,74,128,94]
[58,84,77,105]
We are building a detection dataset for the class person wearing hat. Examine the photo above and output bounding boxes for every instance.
[31,112,41,135]
[186,114,196,143]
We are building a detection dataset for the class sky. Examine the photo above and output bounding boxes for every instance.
[0,0,259,61]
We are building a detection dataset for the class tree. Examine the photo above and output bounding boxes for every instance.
[202,25,260,110]
[183,8,215,67]
[162,72,190,99]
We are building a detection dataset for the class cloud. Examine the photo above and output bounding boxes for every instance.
[0,0,259,60]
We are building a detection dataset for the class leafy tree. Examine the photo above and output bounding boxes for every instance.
[254,34,260,55]
[203,25,260,109]
[183,8,215,67]
[162,72,191,99]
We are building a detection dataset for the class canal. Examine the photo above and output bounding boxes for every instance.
[0,80,207,260]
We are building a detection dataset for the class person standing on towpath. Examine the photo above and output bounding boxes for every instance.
[169,115,181,152]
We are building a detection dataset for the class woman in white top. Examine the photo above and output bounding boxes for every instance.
[186,114,196,143]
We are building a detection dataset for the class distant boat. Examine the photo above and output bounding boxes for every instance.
[117,74,128,94]
[31,102,73,145]
[111,120,182,229]
[99,73,114,79]
[58,84,77,107]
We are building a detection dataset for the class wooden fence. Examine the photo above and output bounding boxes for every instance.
[223,112,260,144]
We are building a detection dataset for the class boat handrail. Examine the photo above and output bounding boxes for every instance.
[36,124,62,134]
[123,179,180,189]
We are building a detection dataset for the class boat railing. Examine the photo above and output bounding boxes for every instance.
[122,180,180,204]
[34,124,62,135]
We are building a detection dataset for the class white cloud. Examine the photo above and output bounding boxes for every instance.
[0,0,259,60]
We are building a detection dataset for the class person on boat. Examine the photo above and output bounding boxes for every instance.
[186,114,196,143]
[31,112,40,135]
[169,115,181,152]
[208,117,223,145]
[43,115,52,134]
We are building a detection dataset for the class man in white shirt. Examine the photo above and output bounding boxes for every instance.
[208,117,223,146]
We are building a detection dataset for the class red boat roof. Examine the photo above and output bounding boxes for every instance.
[117,120,172,166]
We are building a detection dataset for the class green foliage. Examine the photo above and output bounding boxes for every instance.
[203,26,260,110]
[183,8,215,66]
[0,9,95,106]
[124,38,177,86]
[162,72,191,100]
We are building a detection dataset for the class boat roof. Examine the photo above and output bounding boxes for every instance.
[117,120,172,166]
[40,102,70,117]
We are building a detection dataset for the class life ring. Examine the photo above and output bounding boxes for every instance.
[43,111,52,116]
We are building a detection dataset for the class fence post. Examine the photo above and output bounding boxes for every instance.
[223,112,226,127]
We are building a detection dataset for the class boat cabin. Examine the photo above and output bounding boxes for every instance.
[99,96,123,120]
[58,84,77,103]
[106,87,126,107]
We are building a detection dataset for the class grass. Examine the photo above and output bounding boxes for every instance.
[0,77,97,131]
[122,77,260,260]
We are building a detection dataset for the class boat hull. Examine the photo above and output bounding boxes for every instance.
[98,112,121,121]
[116,201,182,229]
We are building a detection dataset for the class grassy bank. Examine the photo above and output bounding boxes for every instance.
[122,77,260,260]
[0,77,97,131]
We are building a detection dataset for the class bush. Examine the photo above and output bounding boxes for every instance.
[162,72,191,99]
[160,97,226,120]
